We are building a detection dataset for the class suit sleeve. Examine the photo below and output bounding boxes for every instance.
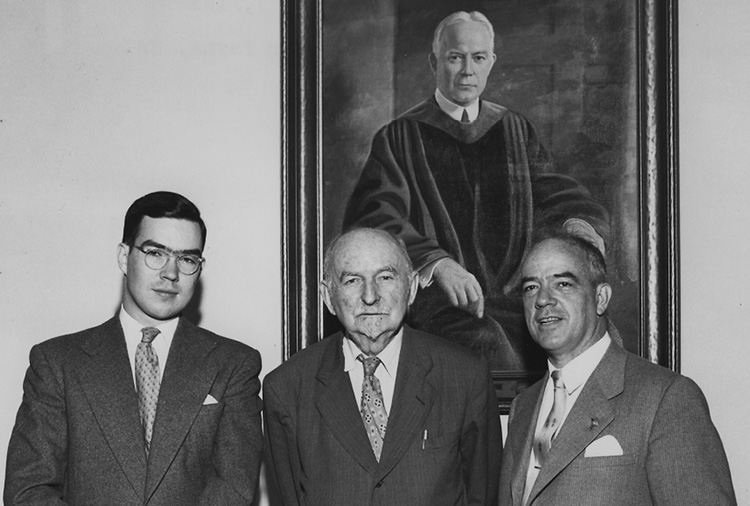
[460,357,502,506]
[196,348,264,506]
[343,122,451,271]
[4,345,70,506]
[646,376,737,505]
[263,377,305,506]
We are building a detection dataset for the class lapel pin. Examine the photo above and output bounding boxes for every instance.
[590,418,599,430]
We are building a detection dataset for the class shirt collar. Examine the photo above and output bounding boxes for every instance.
[119,306,178,346]
[434,88,480,123]
[549,333,612,395]
[343,327,403,379]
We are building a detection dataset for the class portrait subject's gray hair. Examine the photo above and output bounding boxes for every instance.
[431,11,495,55]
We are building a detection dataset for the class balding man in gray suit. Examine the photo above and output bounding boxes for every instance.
[499,232,736,506]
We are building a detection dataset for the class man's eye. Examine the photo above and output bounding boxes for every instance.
[522,284,538,293]
[181,256,199,266]
[147,249,166,259]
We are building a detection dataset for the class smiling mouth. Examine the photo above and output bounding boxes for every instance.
[537,316,563,325]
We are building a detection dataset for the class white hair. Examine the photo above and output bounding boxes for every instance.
[431,11,495,55]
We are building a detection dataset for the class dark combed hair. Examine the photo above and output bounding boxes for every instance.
[122,191,207,248]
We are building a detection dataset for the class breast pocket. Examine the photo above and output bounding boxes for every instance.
[421,429,460,454]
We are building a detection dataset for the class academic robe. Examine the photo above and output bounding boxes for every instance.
[344,98,609,369]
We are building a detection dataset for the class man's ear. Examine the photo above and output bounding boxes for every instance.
[595,283,612,316]
[320,281,337,316]
[117,243,129,276]
[428,52,438,73]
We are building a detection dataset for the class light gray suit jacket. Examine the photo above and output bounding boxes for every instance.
[4,315,263,506]
[499,342,736,506]
[263,325,502,506]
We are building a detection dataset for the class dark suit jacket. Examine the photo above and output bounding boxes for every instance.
[4,315,263,506]
[263,325,502,506]
[499,342,736,506]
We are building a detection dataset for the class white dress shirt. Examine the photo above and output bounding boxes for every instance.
[523,333,612,504]
[434,88,480,122]
[342,328,403,415]
[119,307,177,387]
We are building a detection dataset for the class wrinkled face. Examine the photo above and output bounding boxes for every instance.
[117,217,203,326]
[321,230,418,356]
[520,239,611,367]
[431,20,496,107]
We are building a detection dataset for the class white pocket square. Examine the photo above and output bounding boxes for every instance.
[202,394,219,405]
[584,435,623,457]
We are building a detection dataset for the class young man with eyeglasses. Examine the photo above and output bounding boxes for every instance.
[5,191,263,506]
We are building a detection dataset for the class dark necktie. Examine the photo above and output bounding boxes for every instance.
[461,108,470,123]
[358,354,388,461]
[136,327,161,454]
[533,370,566,467]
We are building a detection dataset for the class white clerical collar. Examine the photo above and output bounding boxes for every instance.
[343,327,403,380]
[548,333,612,395]
[434,88,479,123]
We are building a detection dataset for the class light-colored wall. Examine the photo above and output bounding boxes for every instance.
[680,1,750,502]
[1,1,748,505]
[0,1,283,503]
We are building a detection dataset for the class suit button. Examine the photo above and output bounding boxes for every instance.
[375,481,383,488]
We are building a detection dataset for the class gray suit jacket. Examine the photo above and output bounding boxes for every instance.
[4,315,263,506]
[499,342,736,506]
[263,325,502,506]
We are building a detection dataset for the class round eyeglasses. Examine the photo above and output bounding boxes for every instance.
[134,245,205,275]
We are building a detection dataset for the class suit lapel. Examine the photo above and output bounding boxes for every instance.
[526,344,626,504]
[375,327,436,483]
[508,379,545,506]
[78,317,147,501]
[144,318,219,500]
[315,334,380,475]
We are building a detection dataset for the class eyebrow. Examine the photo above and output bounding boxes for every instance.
[521,271,581,284]
[139,240,203,256]
[553,271,580,282]
[338,265,399,281]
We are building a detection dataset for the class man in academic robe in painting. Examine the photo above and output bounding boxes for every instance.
[344,11,610,370]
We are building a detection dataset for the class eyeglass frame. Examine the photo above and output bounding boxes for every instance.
[132,242,205,275]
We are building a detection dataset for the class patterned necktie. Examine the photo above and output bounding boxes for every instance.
[136,327,161,454]
[358,354,388,461]
[461,108,470,123]
[533,370,566,467]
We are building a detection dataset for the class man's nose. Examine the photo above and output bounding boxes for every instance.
[160,255,180,281]
[534,285,555,309]
[461,58,474,75]
[361,280,380,305]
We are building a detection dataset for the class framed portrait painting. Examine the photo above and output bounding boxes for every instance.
[282,0,678,412]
